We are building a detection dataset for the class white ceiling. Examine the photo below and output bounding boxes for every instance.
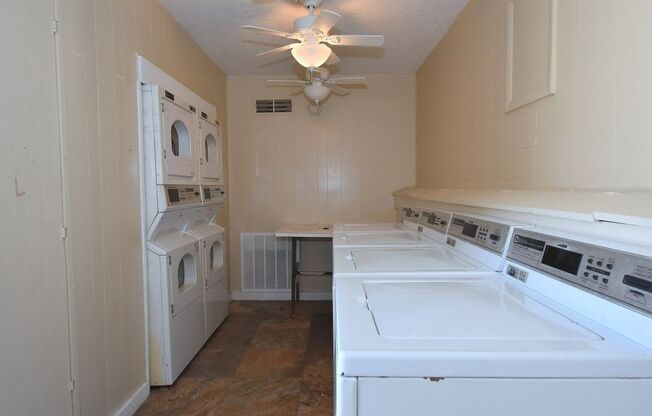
[159,0,469,76]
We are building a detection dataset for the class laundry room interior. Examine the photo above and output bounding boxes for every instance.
[4,1,652,415]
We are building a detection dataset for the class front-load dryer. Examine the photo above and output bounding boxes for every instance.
[186,207,228,340]
[147,232,205,385]
[142,85,198,185]
[198,117,223,185]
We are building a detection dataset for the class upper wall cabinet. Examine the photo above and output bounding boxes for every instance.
[505,0,558,112]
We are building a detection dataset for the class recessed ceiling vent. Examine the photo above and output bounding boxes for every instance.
[256,98,292,114]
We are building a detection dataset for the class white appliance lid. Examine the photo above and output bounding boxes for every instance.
[364,281,600,341]
[352,248,478,272]
[340,232,437,246]
[338,223,404,232]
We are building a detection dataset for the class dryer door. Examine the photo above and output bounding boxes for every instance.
[199,120,222,182]
[203,232,225,288]
[169,241,203,316]
[162,99,197,181]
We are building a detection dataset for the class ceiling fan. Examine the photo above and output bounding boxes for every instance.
[267,67,367,103]
[242,0,384,68]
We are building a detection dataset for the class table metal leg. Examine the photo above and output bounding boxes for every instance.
[290,237,297,317]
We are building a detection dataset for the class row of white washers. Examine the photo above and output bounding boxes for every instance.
[332,206,652,416]
[140,83,228,385]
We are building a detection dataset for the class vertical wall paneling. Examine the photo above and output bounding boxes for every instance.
[0,2,73,415]
[228,76,417,292]
[417,0,652,190]
[56,0,228,413]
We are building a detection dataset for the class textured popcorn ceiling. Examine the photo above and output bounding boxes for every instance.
[160,0,469,75]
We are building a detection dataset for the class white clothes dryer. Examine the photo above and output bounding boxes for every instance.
[147,232,205,386]
[142,85,198,185]
[198,116,223,185]
[186,197,228,341]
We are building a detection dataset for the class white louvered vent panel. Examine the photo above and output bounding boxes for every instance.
[273,99,292,113]
[240,233,291,291]
[254,234,266,289]
[241,234,255,291]
[255,98,293,114]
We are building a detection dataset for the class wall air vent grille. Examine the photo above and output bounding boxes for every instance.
[255,98,293,114]
[241,233,291,291]
[273,99,293,113]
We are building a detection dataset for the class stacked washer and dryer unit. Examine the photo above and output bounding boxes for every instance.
[141,83,227,386]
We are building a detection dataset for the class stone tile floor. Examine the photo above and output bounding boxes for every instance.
[136,301,333,416]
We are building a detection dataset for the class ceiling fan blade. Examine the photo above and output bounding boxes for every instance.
[311,10,341,35]
[267,79,308,85]
[328,84,350,96]
[256,43,299,57]
[325,35,385,47]
[241,25,295,39]
[324,51,341,66]
[327,76,368,85]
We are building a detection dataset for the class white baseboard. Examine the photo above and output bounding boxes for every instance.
[231,290,331,301]
[113,382,149,416]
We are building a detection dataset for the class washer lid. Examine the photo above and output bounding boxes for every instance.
[352,247,478,272]
[364,281,600,341]
[336,223,405,232]
[337,231,438,247]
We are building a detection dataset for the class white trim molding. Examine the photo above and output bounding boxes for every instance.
[505,0,558,112]
[112,382,149,416]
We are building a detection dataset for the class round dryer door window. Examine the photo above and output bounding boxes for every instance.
[177,253,197,291]
[205,134,217,163]
[171,120,191,157]
[210,241,223,271]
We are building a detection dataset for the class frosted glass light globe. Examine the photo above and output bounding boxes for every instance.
[291,43,332,68]
[304,82,331,102]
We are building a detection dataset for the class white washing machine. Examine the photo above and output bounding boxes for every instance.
[197,116,223,185]
[185,185,228,341]
[333,213,524,273]
[334,205,426,233]
[142,84,198,185]
[333,227,652,416]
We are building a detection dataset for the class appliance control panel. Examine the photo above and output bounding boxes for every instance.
[400,206,422,223]
[418,209,451,234]
[164,185,201,207]
[508,229,652,315]
[201,185,225,203]
[448,214,511,253]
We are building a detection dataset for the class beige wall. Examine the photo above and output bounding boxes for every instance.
[1,2,72,415]
[417,0,652,190]
[57,0,227,414]
[227,75,416,292]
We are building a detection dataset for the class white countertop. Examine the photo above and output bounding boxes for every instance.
[274,223,333,238]
[393,187,652,227]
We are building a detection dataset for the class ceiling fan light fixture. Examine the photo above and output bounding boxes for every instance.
[291,42,332,68]
[304,82,331,102]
